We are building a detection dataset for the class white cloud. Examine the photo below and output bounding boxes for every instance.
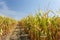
[0,1,19,19]
[0,1,28,20]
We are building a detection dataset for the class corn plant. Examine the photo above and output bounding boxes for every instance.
[19,10,60,40]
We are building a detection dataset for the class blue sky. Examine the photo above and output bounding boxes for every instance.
[0,0,60,20]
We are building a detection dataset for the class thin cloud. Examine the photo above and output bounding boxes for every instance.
[0,1,18,18]
[0,1,29,20]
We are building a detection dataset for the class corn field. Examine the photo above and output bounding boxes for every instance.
[19,10,60,40]
[0,16,17,40]
[0,10,60,40]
